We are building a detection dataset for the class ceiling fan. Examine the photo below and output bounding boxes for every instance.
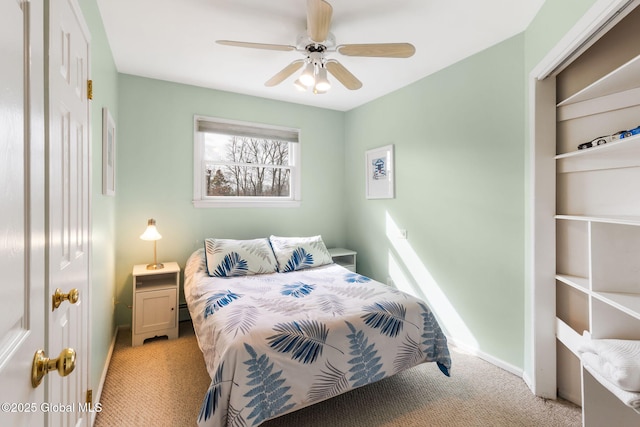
[216,0,415,94]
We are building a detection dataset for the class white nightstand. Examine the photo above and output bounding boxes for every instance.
[132,262,180,347]
[328,248,357,272]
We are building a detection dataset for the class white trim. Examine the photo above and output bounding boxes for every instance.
[90,325,119,426]
[527,75,558,399]
[522,371,534,392]
[193,199,301,208]
[447,337,523,378]
[193,119,204,202]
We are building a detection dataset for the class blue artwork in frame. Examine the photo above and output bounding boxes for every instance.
[365,144,394,199]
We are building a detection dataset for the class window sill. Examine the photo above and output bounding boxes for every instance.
[192,199,301,208]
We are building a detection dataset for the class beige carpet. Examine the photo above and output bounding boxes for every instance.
[95,322,581,426]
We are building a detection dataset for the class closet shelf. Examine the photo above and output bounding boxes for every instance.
[592,291,640,321]
[556,274,589,293]
[556,317,586,356]
[555,275,640,321]
[556,134,640,173]
[557,53,640,107]
[555,214,640,226]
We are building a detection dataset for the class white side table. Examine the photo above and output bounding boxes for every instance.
[328,248,357,272]
[132,262,180,346]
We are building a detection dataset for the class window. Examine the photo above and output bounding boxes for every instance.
[193,116,301,207]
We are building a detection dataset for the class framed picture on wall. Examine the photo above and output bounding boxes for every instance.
[365,144,394,199]
[102,108,116,196]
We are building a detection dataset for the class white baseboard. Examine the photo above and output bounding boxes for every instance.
[522,370,534,393]
[447,337,524,378]
[90,324,119,427]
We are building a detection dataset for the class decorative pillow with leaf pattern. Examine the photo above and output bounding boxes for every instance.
[269,235,333,273]
[204,238,278,277]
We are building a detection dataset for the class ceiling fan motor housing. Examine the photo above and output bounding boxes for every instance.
[296,32,336,52]
[306,51,326,68]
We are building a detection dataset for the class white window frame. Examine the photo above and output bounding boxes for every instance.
[193,115,301,208]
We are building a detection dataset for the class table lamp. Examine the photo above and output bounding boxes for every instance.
[140,218,164,270]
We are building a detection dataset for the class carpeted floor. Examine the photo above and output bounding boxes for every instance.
[95,321,581,426]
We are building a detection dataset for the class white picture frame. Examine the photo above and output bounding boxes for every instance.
[365,144,394,199]
[102,108,116,196]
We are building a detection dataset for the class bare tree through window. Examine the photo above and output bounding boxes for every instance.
[205,135,291,197]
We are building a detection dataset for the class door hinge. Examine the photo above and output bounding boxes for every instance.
[86,389,93,404]
[87,80,93,100]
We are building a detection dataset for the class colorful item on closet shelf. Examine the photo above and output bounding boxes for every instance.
[576,127,638,150]
[578,135,611,150]
[610,130,627,141]
[620,125,640,139]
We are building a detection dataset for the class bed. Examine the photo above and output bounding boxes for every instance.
[184,236,451,427]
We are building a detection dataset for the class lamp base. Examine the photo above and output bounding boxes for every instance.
[146,263,164,270]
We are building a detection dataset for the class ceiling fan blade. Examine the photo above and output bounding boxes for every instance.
[217,40,296,52]
[265,60,305,87]
[337,43,416,58]
[325,60,362,90]
[307,0,333,43]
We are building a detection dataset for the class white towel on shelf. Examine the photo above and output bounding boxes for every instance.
[578,338,640,392]
[583,364,640,412]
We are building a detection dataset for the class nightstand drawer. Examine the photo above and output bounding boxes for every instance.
[134,288,177,334]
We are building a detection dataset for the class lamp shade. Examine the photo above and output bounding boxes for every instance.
[299,61,315,87]
[140,218,162,241]
[314,66,331,93]
[293,78,308,91]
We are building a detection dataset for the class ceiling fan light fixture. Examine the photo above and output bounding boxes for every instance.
[299,61,316,87]
[293,78,308,91]
[314,65,331,92]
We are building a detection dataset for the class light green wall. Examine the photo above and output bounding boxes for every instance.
[79,0,119,397]
[344,35,526,367]
[114,76,346,326]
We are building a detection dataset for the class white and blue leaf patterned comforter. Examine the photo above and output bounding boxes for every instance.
[184,249,451,427]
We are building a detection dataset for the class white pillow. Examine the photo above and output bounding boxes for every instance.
[269,235,333,273]
[204,238,277,277]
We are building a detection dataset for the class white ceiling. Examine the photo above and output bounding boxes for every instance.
[97,0,546,112]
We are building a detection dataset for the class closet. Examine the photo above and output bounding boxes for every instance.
[553,5,640,425]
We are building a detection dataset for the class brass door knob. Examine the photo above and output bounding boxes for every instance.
[31,348,76,388]
[52,288,79,311]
